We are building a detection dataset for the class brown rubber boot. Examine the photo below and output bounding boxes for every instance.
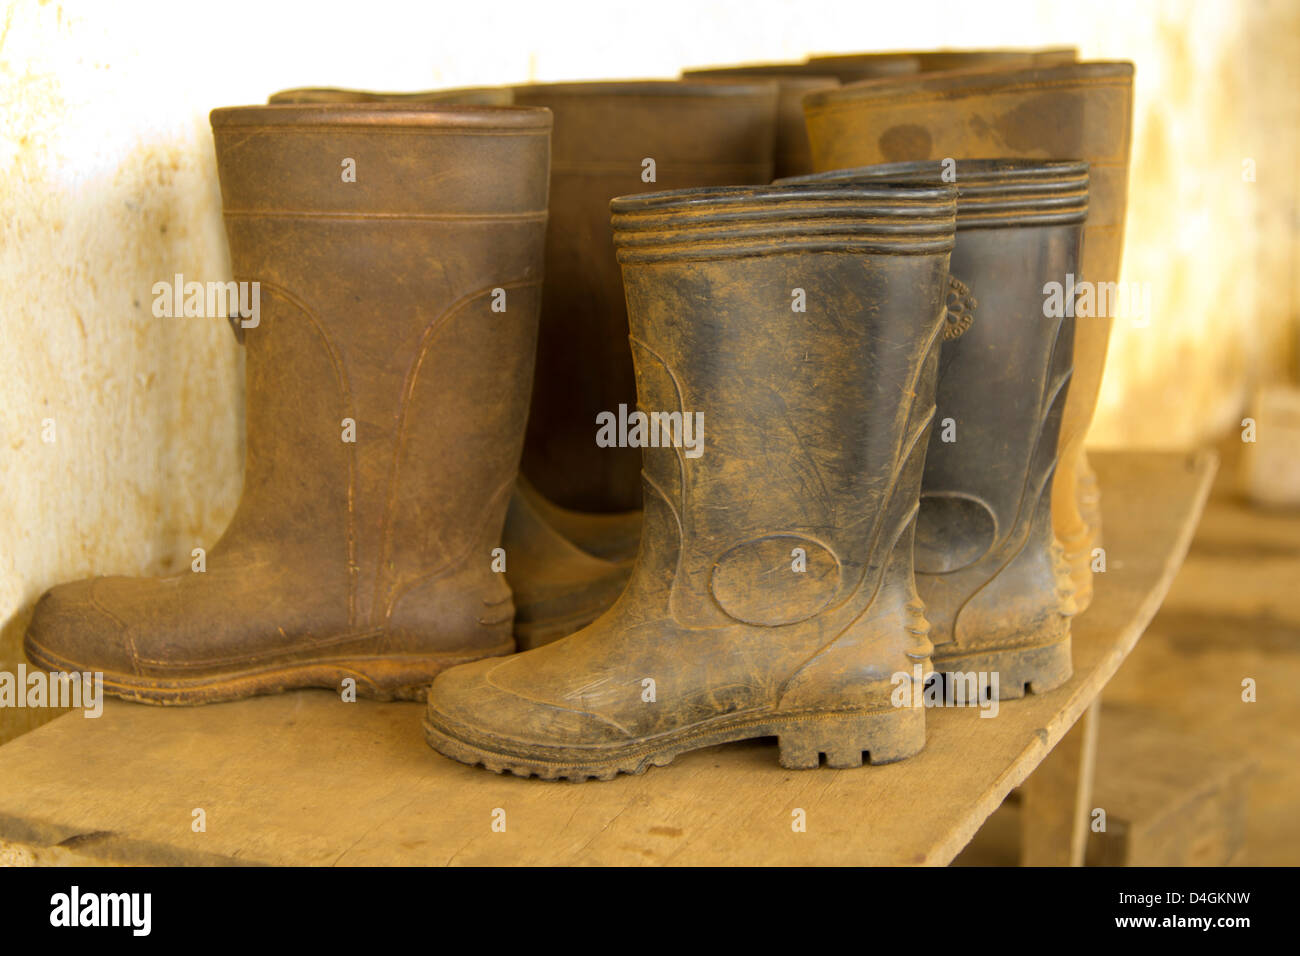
[679,70,839,178]
[802,62,1135,614]
[502,486,634,651]
[268,85,514,105]
[511,80,779,515]
[514,476,641,563]
[783,159,1087,698]
[24,103,551,703]
[262,85,635,646]
[424,182,957,780]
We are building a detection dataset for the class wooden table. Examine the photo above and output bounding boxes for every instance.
[0,450,1216,866]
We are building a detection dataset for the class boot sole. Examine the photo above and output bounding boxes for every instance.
[24,638,514,706]
[423,704,925,782]
[930,634,1072,700]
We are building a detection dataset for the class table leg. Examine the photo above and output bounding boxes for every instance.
[1020,699,1100,866]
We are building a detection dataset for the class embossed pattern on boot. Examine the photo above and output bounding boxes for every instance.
[679,70,840,179]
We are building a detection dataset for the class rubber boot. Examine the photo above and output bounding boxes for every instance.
[424,181,957,780]
[268,85,514,105]
[502,488,634,651]
[783,159,1087,698]
[514,476,641,562]
[260,86,636,646]
[24,103,551,703]
[805,47,1076,78]
[511,80,779,516]
[680,70,838,178]
[802,62,1134,614]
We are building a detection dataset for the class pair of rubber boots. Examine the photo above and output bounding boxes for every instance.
[268,79,793,648]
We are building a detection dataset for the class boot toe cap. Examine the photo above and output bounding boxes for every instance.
[426,654,633,758]
[25,579,138,675]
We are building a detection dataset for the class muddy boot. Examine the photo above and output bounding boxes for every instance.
[24,103,551,703]
[785,159,1087,698]
[268,85,514,105]
[511,80,779,516]
[680,70,839,178]
[424,181,957,780]
[802,62,1134,614]
[260,86,635,645]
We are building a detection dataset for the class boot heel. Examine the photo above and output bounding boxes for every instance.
[776,706,925,770]
[933,632,1072,700]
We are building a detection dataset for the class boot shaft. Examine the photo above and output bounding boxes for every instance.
[783,159,1087,657]
[921,162,1084,556]
[787,160,1087,544]
[802,61,1132,290]
[803,61,1134,604]
[610,182,956,628]
[210,103,551,625]
[679,71,839,178]
[510,80,779,513]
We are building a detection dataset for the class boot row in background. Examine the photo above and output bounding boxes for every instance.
[24,47,1134,781]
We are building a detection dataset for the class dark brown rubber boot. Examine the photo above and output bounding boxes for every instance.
[424,182,957,780]
[511,81,779,515]
[784,159,1087,698]
[680,70,839,178]
[260,85,635,646]
[24,103,551,704]
[515,476,641,562]
[802,62,1134,615]
[268,85,514,105]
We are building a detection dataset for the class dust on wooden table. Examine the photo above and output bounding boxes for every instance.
[0,450,1217,866]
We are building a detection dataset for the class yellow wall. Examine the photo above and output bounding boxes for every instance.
[2,0,1297,741]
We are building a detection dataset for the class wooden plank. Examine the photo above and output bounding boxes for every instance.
[1084,703,1255,866]
[958,702,1257,867]
[1019,699,1099,866]
[0,450,1216,866]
